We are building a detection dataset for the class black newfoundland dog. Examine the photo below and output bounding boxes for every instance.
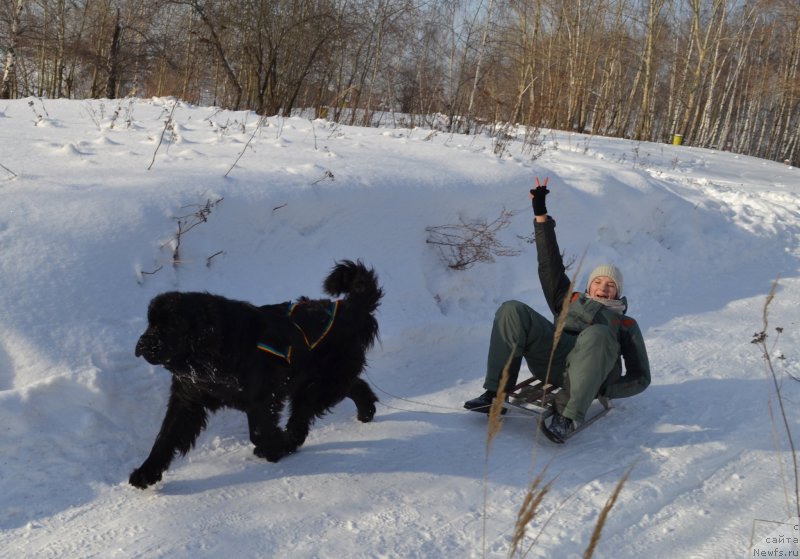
[129,260,382,489]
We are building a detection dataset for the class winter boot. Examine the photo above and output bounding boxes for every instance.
[546,413,576,442]
[464,390,500,413]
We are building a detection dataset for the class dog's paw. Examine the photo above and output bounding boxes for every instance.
[129,466,162,489]
[254,444,287,463]
[357,402,376,423]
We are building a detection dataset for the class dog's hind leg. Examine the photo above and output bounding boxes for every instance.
[283,376,375,454]
[281,382,346,455]
[346,377,378,423]
[129,384,209,489]
[247,401,290,463]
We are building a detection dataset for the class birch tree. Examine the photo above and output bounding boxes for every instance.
[1,0,25,99]
[633,0,667,140]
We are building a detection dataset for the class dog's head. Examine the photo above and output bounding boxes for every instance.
[135,292,217,368]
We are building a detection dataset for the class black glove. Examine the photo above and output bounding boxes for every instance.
[530,184,550,216]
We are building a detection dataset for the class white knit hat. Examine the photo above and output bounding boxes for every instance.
[587,264,623,297]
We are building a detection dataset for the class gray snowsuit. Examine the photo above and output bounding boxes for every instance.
[483,217,651,423]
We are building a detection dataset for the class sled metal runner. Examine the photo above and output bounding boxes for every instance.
[504,377,612,443]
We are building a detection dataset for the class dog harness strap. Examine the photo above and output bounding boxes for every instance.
[256,342,292,364]
[288,300,341,350]
[256,300,340,362]
[308,299,339,350]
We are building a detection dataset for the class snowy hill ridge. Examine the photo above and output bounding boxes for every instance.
[1,98,799,558]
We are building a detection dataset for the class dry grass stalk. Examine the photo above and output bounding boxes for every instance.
[500,251,586,557]
[483,247,607,558]
[483,353,515,556]
[540,250,586,404]
[508,468,556,558]
[487,353,514,447]
[582,462,635,559]
[751,277,799,518]
[523,483,584,557]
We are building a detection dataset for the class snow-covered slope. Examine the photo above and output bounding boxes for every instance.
[1,98,798,558]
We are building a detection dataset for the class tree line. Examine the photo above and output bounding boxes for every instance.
[1,0,798,165]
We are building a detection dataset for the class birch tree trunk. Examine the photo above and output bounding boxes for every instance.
[635,0,667,140]
[182,0,242,110]
[467,0,495,128]
[715,10,758,151]
[105,8,122,98]
[53,0,65,97]
[775,18,800,163]
[679,0,726,143]
[1,0,26,99]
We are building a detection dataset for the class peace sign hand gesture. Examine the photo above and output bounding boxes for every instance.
[529,176,550,216]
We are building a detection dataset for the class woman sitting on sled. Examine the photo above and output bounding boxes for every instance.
[464,178,651,442]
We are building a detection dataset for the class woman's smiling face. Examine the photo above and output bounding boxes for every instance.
[588,276,618,300]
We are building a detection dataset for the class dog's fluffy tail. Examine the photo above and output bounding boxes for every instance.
[324,260,383,312]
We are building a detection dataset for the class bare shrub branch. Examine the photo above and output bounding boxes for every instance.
[1,161,17,179]
[225,115,268,177]
[160,197,224,267]
[147,101,179,170]
[426,208,521,270]
[312,170,335,184]
[136,264,164,285]
[206,250,225,267]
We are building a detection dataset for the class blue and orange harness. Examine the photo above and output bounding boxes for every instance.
[256,299,340,364]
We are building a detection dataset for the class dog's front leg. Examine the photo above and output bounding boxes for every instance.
[281,386,322,455]
[347,377,378,422]
[284,380,345,454]
[247,400,288,463]
[129,383,208,489]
